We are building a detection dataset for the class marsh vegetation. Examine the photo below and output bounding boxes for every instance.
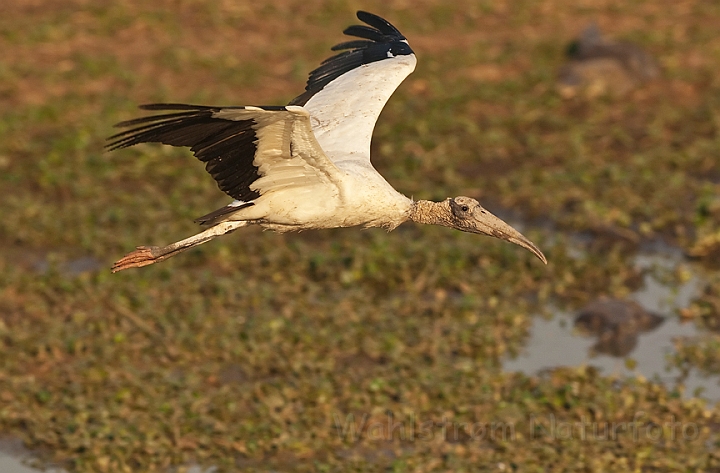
[1,1,720,471]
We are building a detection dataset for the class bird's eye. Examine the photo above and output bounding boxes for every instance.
[461,205,469,212]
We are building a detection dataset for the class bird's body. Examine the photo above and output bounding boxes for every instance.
[108,12,546,272]
[225,155,412,233]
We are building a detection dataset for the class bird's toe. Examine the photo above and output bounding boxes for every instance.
[111,246,161,272]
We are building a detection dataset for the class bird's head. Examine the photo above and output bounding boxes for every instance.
[446,196,547,264]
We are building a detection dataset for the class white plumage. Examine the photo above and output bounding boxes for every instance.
[304,54,417,162]
[108,11,545,272]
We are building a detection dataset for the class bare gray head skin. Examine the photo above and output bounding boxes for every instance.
[408,196,547,264]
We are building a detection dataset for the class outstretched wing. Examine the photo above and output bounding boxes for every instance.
[289,11,416,164]
[107,104,342,211]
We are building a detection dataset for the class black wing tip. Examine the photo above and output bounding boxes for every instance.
[138,103,208,111]
[355,11,404,38]
[105,104,216,150]
[138,103,288,112]
[289,11,413,106]
[107,104,289,138]
[330,40,372,52]
[105,105,265,202]
[356,10,377,20]
[334,11,406,50]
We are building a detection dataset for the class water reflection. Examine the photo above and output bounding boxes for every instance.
[504,250,720,401]
[0,455,49,473]
[0,436,214,473]
[574,299,664,357]
[0,438,64,473]
[34,256,104,276]
[6,245,104,277]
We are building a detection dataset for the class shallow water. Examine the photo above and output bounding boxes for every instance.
[0,439,214,473]
[3,242,715,472]
[0,456,45,473]
[0,438,64,473]
[503,248,720,402]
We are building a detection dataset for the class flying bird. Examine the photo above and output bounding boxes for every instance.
[108,11,546,272]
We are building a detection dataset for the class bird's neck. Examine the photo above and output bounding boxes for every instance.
[407,199,453,227]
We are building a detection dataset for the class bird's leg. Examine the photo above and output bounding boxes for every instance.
[112,221,247,272]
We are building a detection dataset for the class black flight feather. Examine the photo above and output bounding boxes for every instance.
[289,11,413,106]
[106,105,265,202]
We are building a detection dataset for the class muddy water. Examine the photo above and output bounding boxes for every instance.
[0,438,214,473]
[3,241,715,472]
[0,438,64,473]
[504,248,720,402]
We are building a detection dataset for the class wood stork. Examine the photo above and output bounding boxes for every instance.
[108,11,546,272]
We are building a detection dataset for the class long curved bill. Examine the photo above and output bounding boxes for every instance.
[470,207,547,264]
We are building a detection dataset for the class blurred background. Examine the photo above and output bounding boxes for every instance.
[1,0,720,471]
